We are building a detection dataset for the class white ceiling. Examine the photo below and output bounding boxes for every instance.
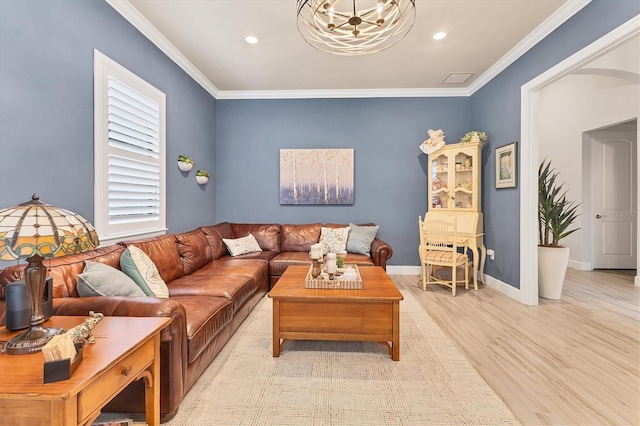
[108,0,590,99]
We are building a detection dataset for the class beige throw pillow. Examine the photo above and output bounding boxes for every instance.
[319,227,350,255]
[222,234,262,256]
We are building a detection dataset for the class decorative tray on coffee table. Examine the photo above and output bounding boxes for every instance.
[304,264,363,289]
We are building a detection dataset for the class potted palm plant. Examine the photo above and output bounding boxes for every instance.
[538,159,581,299]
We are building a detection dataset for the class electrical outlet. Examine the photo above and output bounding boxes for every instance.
[487,249,495,260]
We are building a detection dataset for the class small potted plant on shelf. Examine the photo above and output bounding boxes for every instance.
[459,131,487,144]
[538,158,581,299]
[177,154,194,172]
[196,169,210,184]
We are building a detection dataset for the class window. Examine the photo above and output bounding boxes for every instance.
[94,50,166,245]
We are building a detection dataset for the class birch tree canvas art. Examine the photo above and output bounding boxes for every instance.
[280,149,354,204]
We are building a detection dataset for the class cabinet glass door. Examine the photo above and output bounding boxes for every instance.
[430,153,449,209]
[453,150,474,209]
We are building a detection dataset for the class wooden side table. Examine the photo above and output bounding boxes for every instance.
[0,316,170,426]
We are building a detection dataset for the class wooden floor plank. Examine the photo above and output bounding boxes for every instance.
[392,268,640,426]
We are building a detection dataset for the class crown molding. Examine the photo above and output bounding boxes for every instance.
[105,0,220,98]
[215,87,472,100]
[106,0,590,100]
[467,0,591,94]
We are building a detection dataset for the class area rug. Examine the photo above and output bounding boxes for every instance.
[165,291,520,425]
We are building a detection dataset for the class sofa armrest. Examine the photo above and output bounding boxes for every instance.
[370,237,393,271]
[53,296,186,342]
[52,296,187,418]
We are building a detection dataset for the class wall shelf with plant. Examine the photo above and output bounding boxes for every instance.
[196,169,210,185]
[177,154,194,172]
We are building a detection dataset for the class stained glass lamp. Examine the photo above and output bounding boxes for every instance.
[0,194,100,354]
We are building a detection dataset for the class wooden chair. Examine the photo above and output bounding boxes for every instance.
[418,216,469,296]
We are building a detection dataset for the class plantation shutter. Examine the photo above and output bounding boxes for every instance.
[107,77,161,224]
[94,50,166,245]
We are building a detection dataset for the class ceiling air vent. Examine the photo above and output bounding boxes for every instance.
[442,72,475,84]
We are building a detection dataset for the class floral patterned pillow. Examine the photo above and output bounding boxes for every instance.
[319,227,350,255]
[222,234,262,256]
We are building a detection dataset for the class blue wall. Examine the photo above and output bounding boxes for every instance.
[472,0,639,288]
[0,0,216,235]
[215,97,470,265]
[1,0,638,286]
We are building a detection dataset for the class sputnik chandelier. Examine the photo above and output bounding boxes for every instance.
[297,0,416,56]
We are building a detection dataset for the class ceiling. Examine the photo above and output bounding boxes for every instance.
[108,0,590,99]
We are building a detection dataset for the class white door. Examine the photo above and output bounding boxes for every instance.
[591,124,637,269]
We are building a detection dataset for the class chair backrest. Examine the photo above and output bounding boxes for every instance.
[418,216,458,254]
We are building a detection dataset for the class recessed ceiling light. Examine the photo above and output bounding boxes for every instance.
[245,35,259,45]
[433,32,447,41]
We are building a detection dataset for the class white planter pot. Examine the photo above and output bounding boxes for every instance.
[196,175,209,184]
[178,161,193,172]
[538,246,570,300]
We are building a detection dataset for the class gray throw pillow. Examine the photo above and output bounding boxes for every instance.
[77,260,146,297]
[346,223,379,257]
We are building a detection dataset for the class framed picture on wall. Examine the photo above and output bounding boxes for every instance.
[279,149,354,204]
[495,142,517,189]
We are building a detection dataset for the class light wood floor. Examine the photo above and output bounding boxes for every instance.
[391,269,640,426]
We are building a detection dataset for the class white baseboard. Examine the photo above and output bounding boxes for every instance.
[635,275,640,287]
[568,260,591,271]
[481,273,524,303]
[387,265,421,275]
[387,265,523,304]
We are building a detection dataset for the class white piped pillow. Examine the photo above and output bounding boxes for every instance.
[222,234,262,256]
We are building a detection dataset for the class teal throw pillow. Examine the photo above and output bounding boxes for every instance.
[77,261,146,297]
[346,223,379,257]
[120,245,169,298]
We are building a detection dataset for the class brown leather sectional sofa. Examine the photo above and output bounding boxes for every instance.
[0,222,392,421]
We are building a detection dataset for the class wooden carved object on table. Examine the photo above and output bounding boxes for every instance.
[66,311,104,344]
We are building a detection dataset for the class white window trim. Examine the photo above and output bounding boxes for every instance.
[94,50,167,246]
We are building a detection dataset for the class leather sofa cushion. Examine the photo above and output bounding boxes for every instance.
[171,295,233,364]
[121,235,184,283]
[269,252,375,278]
[201,222,234,259]
[205,258,269,293]
[226,250,277,264]
[269,252,314,277]
[168,272,258,314]
[0,245,125,298]
[337,253,376,268]
[176,229,213,275]
[280,223,321,252]
[231,223,281,252]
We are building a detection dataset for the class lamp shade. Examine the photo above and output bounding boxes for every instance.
[0,194,99,261]
[0,194,100,354]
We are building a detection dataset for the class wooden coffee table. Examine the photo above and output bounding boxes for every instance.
[269,265,403,361]
[0,316,170,426]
